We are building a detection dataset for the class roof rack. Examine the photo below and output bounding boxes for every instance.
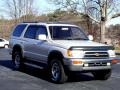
[22,21,38,23]
[22,21,74,25]
[47,21,74,24]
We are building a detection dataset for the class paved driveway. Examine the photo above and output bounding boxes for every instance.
[0,48,120,90]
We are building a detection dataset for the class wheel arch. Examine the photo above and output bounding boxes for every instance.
[48,50,64,65]
[12,44,23,60]
[4,44,9,48]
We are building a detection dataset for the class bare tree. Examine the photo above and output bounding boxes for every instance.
[82,0,120,43]
[5,0,17,23]
[4,0,36,23]
[49,0,120,43]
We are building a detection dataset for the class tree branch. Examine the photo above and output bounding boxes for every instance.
[112,13,120,18]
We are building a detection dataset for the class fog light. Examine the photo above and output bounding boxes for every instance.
[84,64,89,67]
[107,63,111,66]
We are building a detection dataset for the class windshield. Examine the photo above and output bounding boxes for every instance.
[49,26,88,40]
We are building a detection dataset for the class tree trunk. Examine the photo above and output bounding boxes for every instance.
[100,0,107,43]
[100,20,106,43]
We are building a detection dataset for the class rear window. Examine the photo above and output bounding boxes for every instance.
[13,24,27,37]
[0,39,4,42]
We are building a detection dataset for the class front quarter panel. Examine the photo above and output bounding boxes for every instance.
[48,43,68,59]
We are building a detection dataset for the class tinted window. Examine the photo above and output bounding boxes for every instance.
[13,24,27,37]
[49,26,88,40]
[36,26,47,36]
[71,27,87,39]
[50,26,71,39]
[24,25,47,39]
[24,25,38,39]
[0,39,4,42]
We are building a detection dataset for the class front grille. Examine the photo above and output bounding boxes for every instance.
[84,52,109,59]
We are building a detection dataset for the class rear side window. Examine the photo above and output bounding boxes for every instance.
[13,24,27,37]
[0,39,4,42]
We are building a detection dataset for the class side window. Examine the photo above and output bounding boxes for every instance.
[36,26,47,37]
[24,25,39,39]
[0,39,4,42]
[13,24,27,37]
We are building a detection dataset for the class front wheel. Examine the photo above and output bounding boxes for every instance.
[92,70,111,80]
[49,59,68,83]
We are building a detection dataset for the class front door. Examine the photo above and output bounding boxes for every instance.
[23,25,49,64]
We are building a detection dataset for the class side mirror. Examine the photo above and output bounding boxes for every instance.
[88,35,93,41]
[38,34,47,40]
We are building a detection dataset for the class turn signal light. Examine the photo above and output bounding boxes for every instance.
[67,50,72,57]
[72,60,83,65]
[112,60,119,64]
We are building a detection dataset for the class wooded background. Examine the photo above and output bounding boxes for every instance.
[0,0,120,47]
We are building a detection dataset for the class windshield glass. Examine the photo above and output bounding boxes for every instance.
[49,26,88,40]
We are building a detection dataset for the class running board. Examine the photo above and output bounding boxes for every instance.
[24,62,44,69]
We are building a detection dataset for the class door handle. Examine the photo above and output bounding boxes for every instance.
[20,42,24,44]
[33,43,38,45]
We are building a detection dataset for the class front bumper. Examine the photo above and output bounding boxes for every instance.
[64,58,113,71]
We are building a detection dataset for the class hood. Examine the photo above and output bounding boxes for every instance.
[51,40,109,49]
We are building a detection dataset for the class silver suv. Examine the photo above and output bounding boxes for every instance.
[9,22,116,83]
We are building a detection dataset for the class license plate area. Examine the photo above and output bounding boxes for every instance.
[84,62,109,67]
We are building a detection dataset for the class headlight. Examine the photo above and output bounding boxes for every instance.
[67,50,84,58]
[108,50,116,57]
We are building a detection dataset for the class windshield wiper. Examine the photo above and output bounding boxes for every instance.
[65,37,73,40]
[72,37,88,40]
[52,37,88,40]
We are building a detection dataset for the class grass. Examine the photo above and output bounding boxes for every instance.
[115,47,120,50]
[115,47,120,56]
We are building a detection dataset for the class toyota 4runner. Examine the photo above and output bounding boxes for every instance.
[9,22,116,83]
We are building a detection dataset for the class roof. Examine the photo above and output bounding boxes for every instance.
[21,21,77,27]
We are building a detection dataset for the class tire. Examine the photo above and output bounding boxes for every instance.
[12,51,24,70]
[4,44,8,48]
[92,70,111,80]
[49,59,68,83]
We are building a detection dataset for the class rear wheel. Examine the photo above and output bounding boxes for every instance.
[49,59,68,83]
[4,44,8,48]
[92,70,111,80]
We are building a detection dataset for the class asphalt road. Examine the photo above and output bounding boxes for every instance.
[0,48,120,90]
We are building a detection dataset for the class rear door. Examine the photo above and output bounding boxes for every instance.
[0,39,4,47]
